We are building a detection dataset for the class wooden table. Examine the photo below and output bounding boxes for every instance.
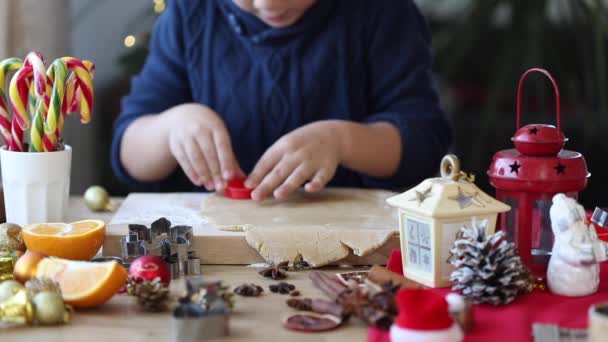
[5,197,370,342]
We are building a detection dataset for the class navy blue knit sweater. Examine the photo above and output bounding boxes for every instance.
[111,0,452,192]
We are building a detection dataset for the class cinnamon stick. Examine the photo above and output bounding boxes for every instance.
[367,265,427,289]
[309,271,347,301]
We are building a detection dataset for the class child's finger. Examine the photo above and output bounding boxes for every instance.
[184,137,211,188]
[213,130,239,180]
[251,157,298,201]
[304,167,334,193]
[273,164,314,199]
[196,134,223,190]
[173,142,202,187]
[246,149,281,189]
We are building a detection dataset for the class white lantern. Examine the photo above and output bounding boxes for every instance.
[386,155,511,288]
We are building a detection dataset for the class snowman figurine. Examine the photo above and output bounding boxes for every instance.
[547,194,608,297]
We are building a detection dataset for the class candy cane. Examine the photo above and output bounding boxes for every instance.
[23,51,47,97]
[42,59,68,151]
[29,97,48,152]
[8,66,33,151]
[0,58,23,147]
[61,57,94,124]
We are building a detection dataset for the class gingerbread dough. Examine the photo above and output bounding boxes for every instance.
[200,188,398,267]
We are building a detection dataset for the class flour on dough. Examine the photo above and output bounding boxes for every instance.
[201,189,399,266]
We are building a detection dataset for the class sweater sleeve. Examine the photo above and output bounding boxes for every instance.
[359,0,452,191]
[111,0,193,190]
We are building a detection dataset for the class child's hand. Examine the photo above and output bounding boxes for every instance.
[245,121,342,200]
[166,104,243,191]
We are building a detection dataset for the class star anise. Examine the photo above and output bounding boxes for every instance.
[292,253,311,271]
[269,282,295,294]
[337,287,371,315]
[234,283,264,297]
[337,286,394,330]
[259,261,289,280]
[370,282,400,316]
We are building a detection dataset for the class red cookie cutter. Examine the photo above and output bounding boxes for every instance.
[224,178,252,200]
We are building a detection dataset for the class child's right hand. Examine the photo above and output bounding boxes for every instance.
[166,103,243,191]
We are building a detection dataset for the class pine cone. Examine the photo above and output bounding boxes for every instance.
[129,277,170,312]
[449,224,533,306]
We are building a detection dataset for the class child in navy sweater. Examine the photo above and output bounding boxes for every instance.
[112,0,451,200]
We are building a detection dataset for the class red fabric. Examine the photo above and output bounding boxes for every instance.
[386,249,403,275]
[368,249,608,342]
[394,288,453,330]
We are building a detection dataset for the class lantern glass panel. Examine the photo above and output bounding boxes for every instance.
[405,218,432,273]
[531,198,553,265]
[502,197,520,243]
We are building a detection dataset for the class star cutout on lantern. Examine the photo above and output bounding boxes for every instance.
[449,187,484,210]
[409,185,433,205]
[554,163,566,175]
[528,127,539,135]
[509,161,521,174]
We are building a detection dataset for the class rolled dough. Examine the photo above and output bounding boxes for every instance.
[200,188,398,267]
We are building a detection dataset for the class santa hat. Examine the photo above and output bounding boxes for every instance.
[390,289,463,342]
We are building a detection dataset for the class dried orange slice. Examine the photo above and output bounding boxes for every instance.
[22,220,105,260]
[35,257,127,307]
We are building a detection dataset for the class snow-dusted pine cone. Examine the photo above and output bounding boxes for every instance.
[449,223,533,306]
[129,277,170,312]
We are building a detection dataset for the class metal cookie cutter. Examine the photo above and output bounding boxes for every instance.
[170,277,230,342]
[119,217,201,278]
[591,207,608,228]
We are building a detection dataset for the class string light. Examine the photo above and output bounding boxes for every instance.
[153,0,166,14]
[124,35,136,48]
[123,1,165,49]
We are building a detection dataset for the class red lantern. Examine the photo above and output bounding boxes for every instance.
[487,68,590,277]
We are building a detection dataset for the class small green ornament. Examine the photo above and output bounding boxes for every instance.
[0,280,25,302]
[32,291,68,325]
[84,185,112,212]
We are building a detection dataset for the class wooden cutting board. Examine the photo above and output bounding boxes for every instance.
[102,189,400,265]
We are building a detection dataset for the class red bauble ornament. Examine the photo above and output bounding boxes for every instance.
[128,256,171,286]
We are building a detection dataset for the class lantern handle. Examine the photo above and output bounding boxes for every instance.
[440,154,460,180]
[516,68,561,131]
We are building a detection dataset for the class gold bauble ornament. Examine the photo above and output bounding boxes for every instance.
[0,288,34,324]
[84,185,112,212]
[0,280,25,302]
[0,223,25,254]
[32,291,68,325]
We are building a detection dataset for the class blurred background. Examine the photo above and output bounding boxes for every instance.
[0,0,606,208]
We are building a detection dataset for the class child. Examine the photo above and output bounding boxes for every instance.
[111,0,452,201]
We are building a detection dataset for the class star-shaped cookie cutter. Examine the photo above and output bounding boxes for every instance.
[119,217,201,278]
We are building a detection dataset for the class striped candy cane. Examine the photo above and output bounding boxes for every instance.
[23,51,47,97]
[42,59,68,151]
[8,66,35,151]
[0,58,23,147]
[29,97,48,152]
[61,57,94,124]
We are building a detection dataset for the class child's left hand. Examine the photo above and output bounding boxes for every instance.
[245,121,342,200]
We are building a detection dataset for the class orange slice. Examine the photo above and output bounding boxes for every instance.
[22,220,105,260]
[35,257,127,307]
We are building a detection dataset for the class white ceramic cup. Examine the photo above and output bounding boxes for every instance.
[0,145,72,225]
